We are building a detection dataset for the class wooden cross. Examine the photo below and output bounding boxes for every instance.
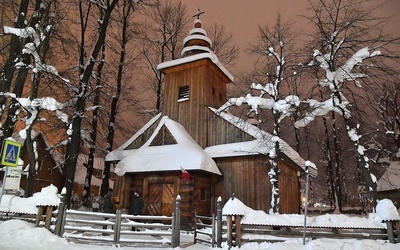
[193,9,205,19]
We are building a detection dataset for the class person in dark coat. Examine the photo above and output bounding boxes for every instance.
[129,190,144,215]
[102,188,114,234]
[102,188,114,213]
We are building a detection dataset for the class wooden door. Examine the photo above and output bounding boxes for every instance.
[148,183,162,215]
[146,182,175,216]
[162,183,174,216]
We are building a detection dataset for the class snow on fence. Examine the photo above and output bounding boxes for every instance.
[193,197,225,247]
[222,197,400,248]
[54,197,181,248]
[0,185,60,228]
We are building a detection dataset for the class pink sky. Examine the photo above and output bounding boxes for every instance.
[180,0,400,74]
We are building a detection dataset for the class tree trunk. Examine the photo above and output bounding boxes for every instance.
[83,40,106,205]
[0,0,29,111]
[101,1,131,196]
[63,0,119,207]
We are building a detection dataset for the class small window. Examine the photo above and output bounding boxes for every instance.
[178,85,189,102]
[93,169,102,179]
[212,87,216,96]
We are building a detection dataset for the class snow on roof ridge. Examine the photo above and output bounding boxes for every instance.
[181,45,212,57]
[157,52,234,82]
[118,113,162,150]
[183,34,212,47]
[189,27,207,36]
[114,116,221,176]
[106,114,162,162]
[209,107,317,176]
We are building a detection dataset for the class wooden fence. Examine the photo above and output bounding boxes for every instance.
[224,214,400,248]
[54,196,181,247]
[3,196,399,248]
[193,198,224,247]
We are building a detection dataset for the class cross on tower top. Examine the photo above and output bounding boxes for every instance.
[193,9,205,19]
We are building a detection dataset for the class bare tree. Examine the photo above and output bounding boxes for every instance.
[100,0,139,196]
[206,22,239,68]
[297,0,400,210]
[0,0,65,196]
[62,0,119,207]
[136,0,189,114]
[218,15,300,213]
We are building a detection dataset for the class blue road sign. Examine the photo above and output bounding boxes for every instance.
[1,140,21,167]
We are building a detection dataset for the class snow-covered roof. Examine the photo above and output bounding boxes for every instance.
[114,116,221,176]
[157,52,234,82]
[157,18,234,82]
[106,113,162,162]
[206,139,271,158]
[183,34,212,47]
[377,160,400,192]
[208,107,317,177]
[0,184,60,214]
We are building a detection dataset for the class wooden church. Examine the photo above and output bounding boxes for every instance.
[106,16,317,227]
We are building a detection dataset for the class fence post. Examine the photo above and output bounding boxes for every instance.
[59,204,67,237]
[55,202,65,236]
[193,212,197,244]
[172,195,181,248]
[172,211,176,247]
[44,206,54,229]
[212,213,216,247]
[35,206,45,227]
[216,196,222,248]
[236,215,242,247]
[226,215,233,248]
[113,210,122,246]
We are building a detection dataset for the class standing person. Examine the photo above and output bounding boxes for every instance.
[129,190,144,231]
[113,196,122,213]
[92,196,100,212]
[102,188,114,235]
[102,188,114,213]
[129,190,144,215]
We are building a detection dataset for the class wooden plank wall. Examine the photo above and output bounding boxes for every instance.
[214,155,301,214]
[162,59,231,148]
[214,155,272,212]
[208,112,255,147]
[278,159,300,214]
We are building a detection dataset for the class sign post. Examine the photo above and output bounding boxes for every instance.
[303,164,310,245]
[0,139,22,205]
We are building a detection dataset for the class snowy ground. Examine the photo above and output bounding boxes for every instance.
[0,187,399,249]
[0,219,399,250]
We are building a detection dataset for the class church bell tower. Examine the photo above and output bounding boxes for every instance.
[157,11,234,148]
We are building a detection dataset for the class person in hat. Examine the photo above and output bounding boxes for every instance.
[129,190,144,216]
[113,196,122,213]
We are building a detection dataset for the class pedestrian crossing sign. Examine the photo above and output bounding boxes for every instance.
[1,140,21,167]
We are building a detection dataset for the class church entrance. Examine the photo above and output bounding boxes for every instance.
[143,176,179,216]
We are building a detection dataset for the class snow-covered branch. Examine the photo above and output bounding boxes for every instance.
[295,93,351,128]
